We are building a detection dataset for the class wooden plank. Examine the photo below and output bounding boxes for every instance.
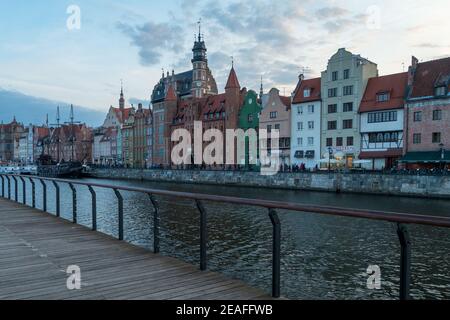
[0,197,273,300]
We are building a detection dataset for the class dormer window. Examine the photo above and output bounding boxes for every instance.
[376,92,390,102]
[304,89,311,98]
[435,86,446,97]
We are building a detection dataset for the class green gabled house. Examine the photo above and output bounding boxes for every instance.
[238,90,263,168]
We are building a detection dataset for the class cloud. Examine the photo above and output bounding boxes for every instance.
[128,97,150,107]
[117,21,184,66]
[413,43,449,48]
[316,6,350,19]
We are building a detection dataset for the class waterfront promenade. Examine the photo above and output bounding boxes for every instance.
[0,198,270,300]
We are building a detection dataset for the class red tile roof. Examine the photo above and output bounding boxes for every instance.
[165,85,177,101]
[202,93,226,115]
[409,56,450,99]
[292,77,321,104]
[112,107,134,123]
[280,96,292,108]
[359,72,407,113]
[225,67,240,89]
[35,127,50,138]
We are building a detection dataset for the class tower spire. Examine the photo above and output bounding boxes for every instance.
[260,75,264,99]
[197,18,202,42]
[119,80,125,110]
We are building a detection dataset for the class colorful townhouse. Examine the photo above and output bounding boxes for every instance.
[238,90,262,167]
[291,75,322,169]
[321,48,378,168]
[260,88,291,167]
[401,56,450,168]
[359,72,408,170]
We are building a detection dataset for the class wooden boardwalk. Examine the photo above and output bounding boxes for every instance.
[0,198,271,300]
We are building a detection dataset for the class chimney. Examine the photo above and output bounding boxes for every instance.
[408,56,419,87]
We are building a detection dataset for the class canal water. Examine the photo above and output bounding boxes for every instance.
[8,177,450,300]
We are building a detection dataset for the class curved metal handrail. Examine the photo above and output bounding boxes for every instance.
[1,173,449,300]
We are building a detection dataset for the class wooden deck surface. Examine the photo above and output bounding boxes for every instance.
[0,198,271,300]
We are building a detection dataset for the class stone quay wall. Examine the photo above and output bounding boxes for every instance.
[89,168,450,199]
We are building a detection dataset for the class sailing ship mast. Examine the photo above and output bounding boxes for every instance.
[64,105,81,162]
[50,106,61,163]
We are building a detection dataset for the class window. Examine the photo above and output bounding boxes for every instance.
[433,110,442,121]
[308,105,315,113]
[297,122,303,130]
[347,136,354,146]
[267,125,272,132]
[304,89,311,97]
[336,137,343,147]
[377,92,390,102]
[328,104,337,113]
[297,106,303,114]
[308,137,314,146]
[326,138,333,147]
[413,133,421,144]
[344,69,350,79]
[270,111,278,119]
[328,121,337,130]
[343,119,353,129]
[332,71,338,81]
[368,111,397,123]
[308,121,314,129]
[435,86,446,96]
[328,88,337,98]
[274,124,280,131]
[343,85,353,96]
[297,138,303,146]
[432,132,441,143]
[248,114,253,123]
[343,102,353,112]
[414,112,422,122]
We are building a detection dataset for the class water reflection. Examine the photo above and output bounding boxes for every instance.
[6,177,450,300]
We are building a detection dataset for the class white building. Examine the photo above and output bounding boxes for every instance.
[291,76,322,169]
[359,72,408,170]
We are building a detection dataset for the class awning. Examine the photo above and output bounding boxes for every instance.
[359,149,403,159]
[400,151,450,163]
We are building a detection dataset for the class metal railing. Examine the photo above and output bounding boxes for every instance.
[1,173,450,299]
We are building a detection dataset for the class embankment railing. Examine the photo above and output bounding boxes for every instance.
[1,173,450,299]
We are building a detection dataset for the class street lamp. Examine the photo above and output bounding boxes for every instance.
[328,147,333,172]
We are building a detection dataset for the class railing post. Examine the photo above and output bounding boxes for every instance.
[19,177,26,204]
[113,189,124,241]
[88,186,97,231]
[269,208,281,298]
[6,176,11,200]
[68,183,77,223]
[397,223,412,300]
[0,175,4,198]
[148,194,160,254]
[195,200,207,271]
[39,179,47,212]
[28,177,35,208]
[12,176,18,202]
[52,181,60,217]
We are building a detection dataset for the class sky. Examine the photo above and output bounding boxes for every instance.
[0,0,449,113]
